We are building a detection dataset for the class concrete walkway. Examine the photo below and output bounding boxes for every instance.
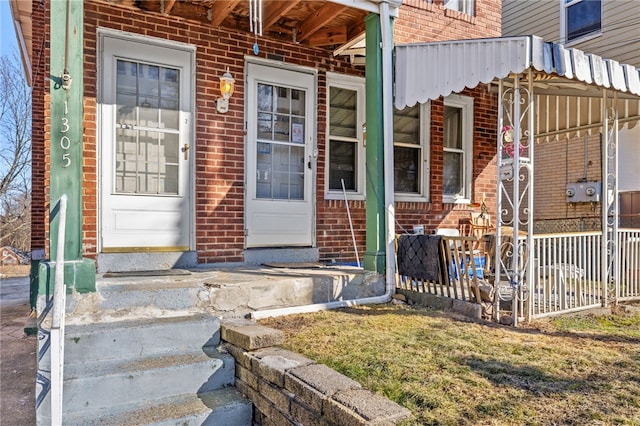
[0,275,36,425]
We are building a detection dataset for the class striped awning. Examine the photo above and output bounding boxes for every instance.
[394,36,640,140]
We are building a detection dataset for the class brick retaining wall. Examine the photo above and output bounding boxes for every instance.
[221,319,412,425]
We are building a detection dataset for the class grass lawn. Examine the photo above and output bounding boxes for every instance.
[259,303,640,425]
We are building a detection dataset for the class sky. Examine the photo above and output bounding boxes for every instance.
[1,0,19,57]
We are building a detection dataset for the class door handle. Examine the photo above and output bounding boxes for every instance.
[182,144,190,160]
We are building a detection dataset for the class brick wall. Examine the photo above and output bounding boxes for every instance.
[30,2,47,255]
[396,0,501,44]
[32,0,502,266]
[534,133,603,221]
[221,319,412,425]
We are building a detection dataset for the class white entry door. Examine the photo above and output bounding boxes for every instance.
[99,33,193,251]
[245,63,316,247]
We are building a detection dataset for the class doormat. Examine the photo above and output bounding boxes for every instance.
[102,269,192,278]
[262,262,325,269]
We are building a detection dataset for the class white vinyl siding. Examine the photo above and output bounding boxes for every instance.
[503,0,640,67]
[502,0,559,42]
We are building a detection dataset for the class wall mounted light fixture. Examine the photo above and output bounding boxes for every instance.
[216,67,235,113]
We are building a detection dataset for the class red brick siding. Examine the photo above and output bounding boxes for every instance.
[534,134,603,221]
[30,2,47,255]
[32,0,502,265]
[396,0,501,44]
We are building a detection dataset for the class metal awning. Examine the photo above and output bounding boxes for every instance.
[394,35,640,140]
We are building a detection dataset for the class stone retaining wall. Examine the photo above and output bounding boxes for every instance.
[221,318,412,425]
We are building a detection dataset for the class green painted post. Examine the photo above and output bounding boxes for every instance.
[363,14,386,273]
[44,0,95,294]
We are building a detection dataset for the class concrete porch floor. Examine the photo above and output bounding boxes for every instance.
[63,264,387,324]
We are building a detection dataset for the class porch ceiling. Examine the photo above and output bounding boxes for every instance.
[10,0,383,83]
[122,0,374,51]
[8,0,32,85]
[395,36,640,141]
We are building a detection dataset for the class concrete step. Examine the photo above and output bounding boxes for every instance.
[41,388,252,426]
[59,348,236,415]
[64,313,221,362]
[94,278,206,311]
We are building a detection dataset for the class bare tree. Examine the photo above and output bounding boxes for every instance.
[0,50,31,251]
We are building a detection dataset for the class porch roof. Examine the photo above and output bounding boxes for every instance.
[394,35,640,140]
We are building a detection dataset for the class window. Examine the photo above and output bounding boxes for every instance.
[443,94,473,203]
[326,73,429,201]
[394,103,430,201]
[444,0,473,15]
[326,73,365,199]
[562,0,602,43]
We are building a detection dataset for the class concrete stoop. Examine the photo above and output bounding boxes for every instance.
[36,266,382,425]
[36,310,252,425]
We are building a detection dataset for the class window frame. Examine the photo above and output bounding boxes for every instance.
[325,73,431,202]
[325,72,366,201]
[560,0,602,45]
[444,0,474,16]
[442,94,473,204]
[394,102,431,202]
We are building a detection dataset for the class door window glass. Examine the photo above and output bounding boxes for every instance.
[256,83,306,200]
[114,59,180,195]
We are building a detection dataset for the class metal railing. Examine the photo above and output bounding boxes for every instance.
[50,194,67,425]
[618,228,640,301]
[529,231,604,319]
[395,229,640,322]
[35,195,68,424]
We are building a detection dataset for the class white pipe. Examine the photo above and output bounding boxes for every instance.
[250,294,392,320]
[380,0,396,296]
[250,2,397,321]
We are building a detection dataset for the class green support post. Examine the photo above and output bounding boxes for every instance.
[363,14,386,273]
[40,0,95,296]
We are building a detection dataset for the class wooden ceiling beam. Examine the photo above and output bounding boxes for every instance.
[296,3,347,42]
[263,0,301,30]
[307,26,347,47]
[347,20,366,41]
[162,0,178,15]
[210,0,242,27]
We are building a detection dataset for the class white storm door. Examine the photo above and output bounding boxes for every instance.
[100,34,193,251]
[246,63,316,247]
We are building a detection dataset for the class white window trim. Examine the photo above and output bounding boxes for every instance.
[560,0,603,46]
[444,0,474,16]
[325,72,366,201]
[443,94,473,204]
[394,102,430,203]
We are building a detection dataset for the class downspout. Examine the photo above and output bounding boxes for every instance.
[380,0,396,296]
[250,2,395,320]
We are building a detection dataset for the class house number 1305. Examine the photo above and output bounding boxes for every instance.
[60,101,71,167]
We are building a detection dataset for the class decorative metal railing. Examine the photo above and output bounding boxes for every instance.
[396,229,640,323]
